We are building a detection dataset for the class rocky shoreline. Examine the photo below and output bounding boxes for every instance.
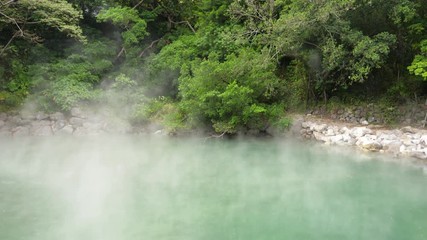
[297,115,427,162]
[1,107,427,164]
[0,107,135,137]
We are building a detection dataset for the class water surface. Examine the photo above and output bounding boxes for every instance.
[0,136,426,240]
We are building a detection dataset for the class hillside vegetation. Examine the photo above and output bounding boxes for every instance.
[0,0,426,133]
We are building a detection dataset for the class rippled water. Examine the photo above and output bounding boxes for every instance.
[0,136,426,240]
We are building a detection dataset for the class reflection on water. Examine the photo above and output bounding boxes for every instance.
[0,136,426,240]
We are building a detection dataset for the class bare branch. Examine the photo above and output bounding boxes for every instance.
[0,10,23,36]
[139,38,162,58]
[169,20,196,33]
[204,131,227,142]
[0,0,15,7]
[0,31,18,55]
[132,0,144,10]
[116,47,126,59]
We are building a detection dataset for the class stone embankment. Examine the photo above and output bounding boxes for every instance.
[300,116,427,160]
[0,108,132,137]
[309,103,427,127]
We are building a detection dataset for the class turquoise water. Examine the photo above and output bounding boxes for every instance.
[0,136,426,240]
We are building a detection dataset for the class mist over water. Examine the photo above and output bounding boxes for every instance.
[0,136,426,240]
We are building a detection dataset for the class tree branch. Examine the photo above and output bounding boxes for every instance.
[0,0,15,7]
[0,10,23,36]
[170,20,196,33]
[139,38,162,58]
[116,47,126,59]
[132,0,144,10]
[0,31,18,55]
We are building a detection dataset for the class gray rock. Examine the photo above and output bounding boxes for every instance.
[330,134,344,144]
[313,124,327,132]
[0,120,4,128]
[351,127,372,138]
[401,135,414,146]
[20,111,35,120]
[52,120,67,131]
[301,122,311,129]
[401,126,415,134]
[339,127,350,134]
[69,117,84,127]
[342,133,353,142]
[361,120,369,125]
[377,133,398,141]
[0,112,7,120]
[410,151,427,160]
[402,119,412,125]
[420,135,427,146]
[55,125,74,135]
[12,126,30,137]
[49,112,65,121]
[73,127,89,136]
[313,131,329,142]
[70,107,84,118]
[31,125,53,136]
[9,116,24,126]
[31,120,51,127]
[381,140,402,155]
[325,128,335,136]
[35,112,49,120]
[358,138,382,152]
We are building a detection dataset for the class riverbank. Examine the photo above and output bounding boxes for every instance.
[0,107,133,137]
[294,114,427,164]
[1,107,427,165]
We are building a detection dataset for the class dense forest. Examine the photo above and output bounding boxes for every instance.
[0,0,426,133]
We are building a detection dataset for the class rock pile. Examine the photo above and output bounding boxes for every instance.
[0,108,131,137]
[300,120,427,160]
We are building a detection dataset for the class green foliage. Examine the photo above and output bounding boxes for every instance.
[408,40,427,80]
[131,97,186,132]
[29,38,116,111]
[1,0,427,131]
[347,32,397,83]
[0,0,85,55]
[43,78,97,111]
[99,73,146,119]
[228,0,398,95]
[178,49,286,133]
[97,6,148,48]
[0,59,29,108]
[283,59,308,109]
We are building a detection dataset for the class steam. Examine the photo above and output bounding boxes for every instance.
[0,137,427,240]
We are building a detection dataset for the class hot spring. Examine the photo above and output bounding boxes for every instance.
[0,136,426,240]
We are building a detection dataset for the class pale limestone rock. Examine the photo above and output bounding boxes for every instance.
[313,124,327,132]
[55,125,74,135]
[330,134,343,144]
[351,127,372,138]
[12,126,30,137]
[31,125,53,136]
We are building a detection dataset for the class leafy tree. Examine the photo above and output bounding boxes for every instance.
[29,36,116,111]
[408,39,427,80]
[0,0,85,55]
[268,0,395,98]
[97,6,148,57]
[178,49,286,133]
